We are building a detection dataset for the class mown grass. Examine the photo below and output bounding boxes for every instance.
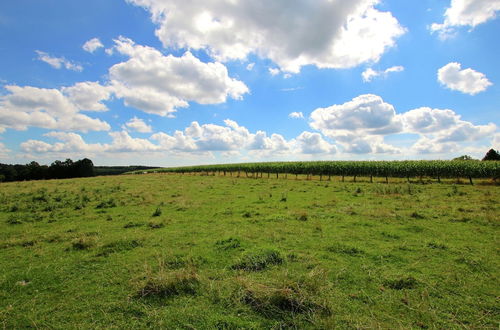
[0,173,498,328]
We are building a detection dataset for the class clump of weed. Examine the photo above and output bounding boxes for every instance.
[280,192,287,202]
[152,207,162,217]
[242,211,252,218]
[427,242,447,250]
[71,236,96,250]
[383,276,418,290]
[136,266,200,299]
[326,243,365,256]
[148,221,165,229]
[232,248,284,271]
[6,216,22,225]
[381,231,401,239]
[96,239,141,257]
[294,211,308,221]
[353,187,362,195]
[455,256,485,272]
[410,211,425,219]
[9,204,19,212]
[234,274,330,318]
[123,222,144,229]
[96,199,116,209]
[215,237,241,250]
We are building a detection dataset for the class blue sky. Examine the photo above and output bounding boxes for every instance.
[0,0,499,166]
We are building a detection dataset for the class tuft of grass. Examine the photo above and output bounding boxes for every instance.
[148,221,165,229]
[96,199,116,209]
[151,207,162,217]
[215,237,241,250]
[234,277,330,318]
[383,276,418,290]
[96,239,141,257]
[427,242,447,250]
[232,248,284,271]
[123,222,144,229]
[410,211,425,219]
[326,243,365,256]
[136,266,200,299]
[71,236,97,250]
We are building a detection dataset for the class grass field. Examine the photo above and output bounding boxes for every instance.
[0,173,498,328]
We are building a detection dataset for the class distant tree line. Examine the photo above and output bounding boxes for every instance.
[0,158,95,182]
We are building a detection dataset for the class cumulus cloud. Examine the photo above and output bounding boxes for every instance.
[362,65,404,82]
[128,0,405,73]
[289,112,304,119]
[19,120,337,158]
[35,51,83,72]
[83,38,104,53]
[123,117,153,133]
[269,68,280,76]
[61,82,111,111]
[0,85,111,132]
[294,131,336,154]
[431,0,500,38]
[108,37,249,116]
[437,62,492,95]
[308,94,497,154]
[0,142,10,158]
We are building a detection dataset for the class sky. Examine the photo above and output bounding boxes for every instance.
[0,0,499,166]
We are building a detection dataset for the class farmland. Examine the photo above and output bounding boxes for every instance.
[0,172,499,328]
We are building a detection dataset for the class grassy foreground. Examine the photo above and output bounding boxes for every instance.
[0,174,498,328]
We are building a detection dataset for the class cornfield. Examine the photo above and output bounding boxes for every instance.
[134,160,499,184]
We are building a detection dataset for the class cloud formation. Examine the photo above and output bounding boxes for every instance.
[83,38,104,53]
[128,0,405,73]
[108,37,249,116]
[362,66,404,82]
[35,51,83,72]
[431,0,500,38]
[0,85,110,133]
[123,117,153,133]
[437,62,492,95]
[288,112,304,119]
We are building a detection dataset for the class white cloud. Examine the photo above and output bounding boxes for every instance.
[269,68,280,76]
[62,82,111,111]
[18,120,330,158]
[402,107,496,141]
[35,51,83,72]
[431,0,500,38]
[108,37,249,116]
[288,112,304,119]
[294,131,336,154]
[0,85,110,132]
[309,94,404,154]
[362,65,404,82]
[308,94,497,155]
[83,38,104,53]
[128,0,405,73]
[310,94,403,138]
[0,142,10,158]
[437,62,492,95]
[246,63,255,71]
[123,116,153,133]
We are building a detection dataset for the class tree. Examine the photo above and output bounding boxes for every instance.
[482,149,500,161]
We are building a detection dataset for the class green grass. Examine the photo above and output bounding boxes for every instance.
[0,173,499,328]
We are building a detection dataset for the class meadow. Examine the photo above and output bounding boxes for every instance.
[0,173,498,328]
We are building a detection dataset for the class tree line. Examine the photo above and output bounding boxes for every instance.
[0,158,95,182]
